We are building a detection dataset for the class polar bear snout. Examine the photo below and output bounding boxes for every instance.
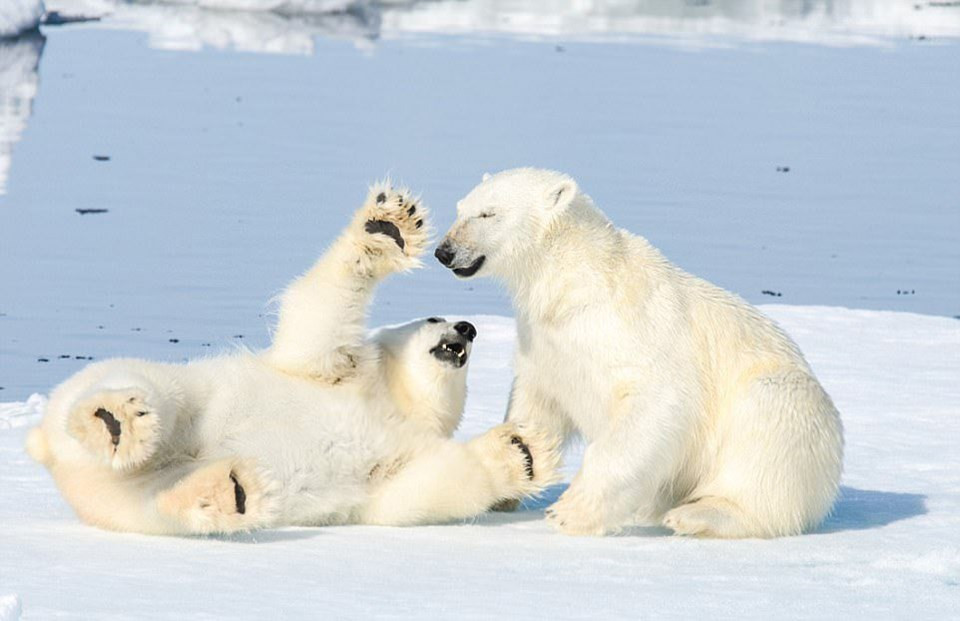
[453,321,477,342]
[434,242,456,267]
[435,239,488,276]
[430,323,476,368]
[435,240,486,279]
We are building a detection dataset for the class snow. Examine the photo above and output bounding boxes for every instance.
[0,595,21,621]
[41,0,960,53]
[1,306,958,618]
[0,29,42,196]
[375,0,960,45]
[0,0,43,39]
[0,394,45,430]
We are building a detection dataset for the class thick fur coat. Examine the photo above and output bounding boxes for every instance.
[27,185,559,535]
[436,168,844,538]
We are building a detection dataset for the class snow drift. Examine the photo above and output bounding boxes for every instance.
[0,0,43,38]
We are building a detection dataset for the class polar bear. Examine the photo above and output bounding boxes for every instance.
[26,184,559,536]
[435,168,844,538]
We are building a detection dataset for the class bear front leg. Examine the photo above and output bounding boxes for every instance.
[360,423,561,526]
[265,183,430,382]
[494,374,574,512]
[545,394,696,536]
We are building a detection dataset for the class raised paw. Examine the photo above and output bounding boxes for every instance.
[355,183,430,274]
[156,458,277,534]
[66,388,162,470]
[545,484,609,536]
[472,423,562,503]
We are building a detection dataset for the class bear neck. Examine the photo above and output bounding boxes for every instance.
[504,196,627,324]
[383,355,465,437]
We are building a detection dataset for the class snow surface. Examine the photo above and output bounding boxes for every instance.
[0,594,22,621]
[1,307,958,619]
[0,0,43,39]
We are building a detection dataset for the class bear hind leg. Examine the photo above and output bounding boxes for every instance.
[662,496,759,538]
[156,458,278,534]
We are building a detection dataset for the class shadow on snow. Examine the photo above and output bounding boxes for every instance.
[475,484,927,536]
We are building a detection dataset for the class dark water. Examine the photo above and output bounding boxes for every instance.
[1,20,958,397]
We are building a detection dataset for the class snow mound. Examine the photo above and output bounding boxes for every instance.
[0,595,21,621]
[0,393,46,430]
[0,0,44,38]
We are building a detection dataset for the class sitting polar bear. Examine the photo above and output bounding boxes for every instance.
[26,184,559,536]
[435,168,844,538]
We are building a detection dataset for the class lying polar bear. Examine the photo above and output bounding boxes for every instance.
[26,184,559,536]
[435,168,844,538]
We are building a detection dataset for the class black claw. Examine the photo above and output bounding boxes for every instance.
[376,192,386,204]
[94,408,122,447]
[510,435,535,480]
[415,219,423,229]
[364,219,405,250]
[230,472,247,515]
[407,205,416,216]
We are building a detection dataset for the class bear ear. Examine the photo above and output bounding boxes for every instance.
[545,177,578,211]
[482,172,492,182]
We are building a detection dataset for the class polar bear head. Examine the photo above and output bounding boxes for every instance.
[374,317,477,436]
[434,168,579,280]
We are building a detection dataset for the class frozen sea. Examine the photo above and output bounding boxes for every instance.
[1,1,959,619]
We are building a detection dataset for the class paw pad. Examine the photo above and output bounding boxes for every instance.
[94,408,122,447]
[364,219,405,250]
[510,435,535,480]
[230,472,247,515]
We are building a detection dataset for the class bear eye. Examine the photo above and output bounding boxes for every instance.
[478,212,495,219]
[426,317,444,324]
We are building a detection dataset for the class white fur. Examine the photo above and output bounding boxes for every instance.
[437,168,844,538]
[27,184,560,536]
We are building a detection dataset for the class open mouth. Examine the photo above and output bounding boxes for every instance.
[430,339,469,368]
[453,255,485,278]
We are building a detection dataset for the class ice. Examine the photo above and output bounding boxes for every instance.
[0,34,43,196]
[0,595,22,621]
[44,0,371,54]
[0,393,45,430]
[0,0,43,38]
[1,307,958,618]
[377,0,960,45]
[42,0,960,53]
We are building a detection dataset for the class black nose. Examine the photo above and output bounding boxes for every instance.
[435,242,455,267]
[454,321,477,342]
